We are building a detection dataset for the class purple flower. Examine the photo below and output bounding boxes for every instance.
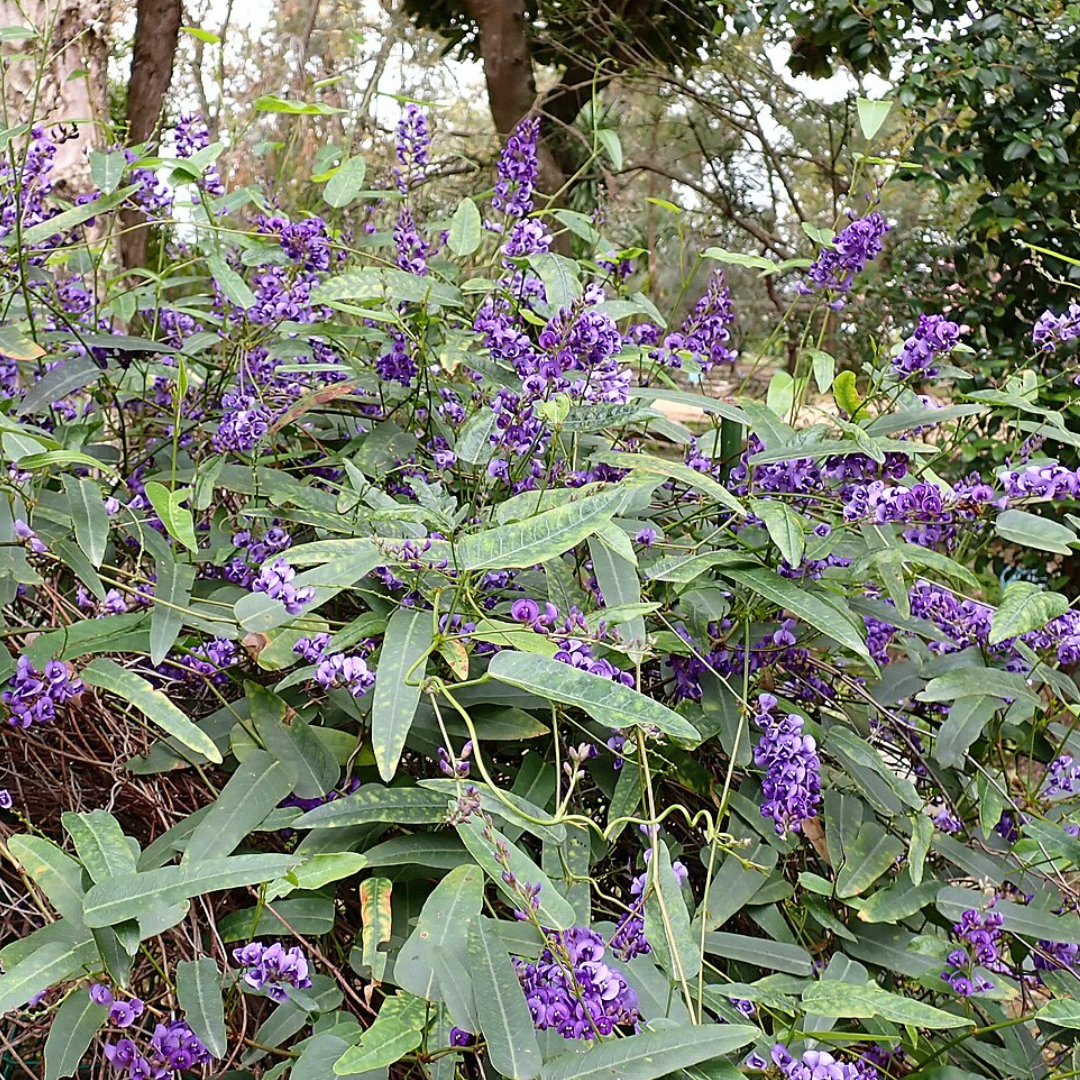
[251,558,315,615]
[450,1027,476,1047]
[394,206,429,275]
[89,983,114,1008]
[375,332,417,387]
[214,391,271,454]
[514,925,640,1039]
[394,105,430,193]
[940,906,1007,995]
[804,211,890,294]
[656,270,737,372]
[771,1043,878,1080]
[233,941,313,1003]
[1033,303,1080,352]
[105,1018,212,1079]
[13,519,47,554]
[493,117,540,219]
[933,806,963,834]
[0,789,11,810]
[891,314,962,380]
[634,528,658,547]
[3,656,83,728]
[752,693,821,835]
[108,998,145,1028]
[314,653,376,697]
[1047,754,1080,796]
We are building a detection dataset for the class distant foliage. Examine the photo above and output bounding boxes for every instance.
[3,90,1080,1080]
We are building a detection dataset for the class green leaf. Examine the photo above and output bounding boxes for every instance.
[749,499,805,567]
[909,813,933,887]
[142,481,199,552]
[293,785,448,829]
[150,557,195,665]
[995,509,1077,556]
[332,994,426,1073]
[323,156,368,208]
[8,836,87,923]
[593,451,745,517]
[720,568,871,662]
[176,958,227,1058]
[0,939,97,1014]
[314,267,463,309]
[448,197,482,257]
[989,580,1070,645]
[697,844,777,932]
[470,918,542,1080]
[292,1036,354,1080]
[856,97,893,140]
[61,810,136,884]
[82,659,223,763]
[44,988,109,1080]
[836,824,904,898]
[487,651,698,739]
[207,253,256,309]
[810,349,835,394]
[933,696,997,767]
[588,536,644,646]
[371,606,433,781]
[269,852,367,897]
[540,1024,758,1080]
[358,877,393,983]
[180,25,221,44]
[528,252,582,310]
[395,864,484,1000]
[1037,999,1080,1029]
[800,980,967,1028]
[248,683,340,799]
[856,877,939,923]
[81,854,298,927]
[17,186,135,246]
[702,932,812,975]
[644,842,700,981]
[457,819,576,930]
[89,149,128,195]
[454,486,627,570]
[184,751,294,863]
[63,476,109,567]
[833,370,862,417]
[255,94,347,115]
[917,667,1038,706]
[16,355,100,416]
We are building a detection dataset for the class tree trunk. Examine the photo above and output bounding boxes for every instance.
[461,0,565,200]
[0,0,110,194]
[120,0,182,269]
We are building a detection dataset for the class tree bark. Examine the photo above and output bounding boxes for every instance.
[461,0,564,200]
[120,0,182,269]
[0,0,110,194]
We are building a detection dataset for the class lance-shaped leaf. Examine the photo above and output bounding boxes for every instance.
[358,877,393,983]
[82,659,223,763]
[487,651,698,739]
[371,606,433,781]
[395,865,483,1000]
[44,988,109,1080]
[801,980,968,1028]
[470,918,542,1080]
[176,958,227,1058]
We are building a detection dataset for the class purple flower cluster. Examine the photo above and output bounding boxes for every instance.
[1047,754,1080,796]
[3,657,83,728]
[752,693,821,835]
[89,984,144,1027]
[514,925,640,1040]
[105,1020,212,1079]
[218,525,293,589]
[394,104,430,193]
[166,638,238,686]
[375,332,418,387]
[891,314,963,380]
[314,653,376,697]
[492,117,540,218]
[654,271,737,372]
[941,907,1006,995]
[174,113,224,197]
[769,1043,877,1080]
[232,941,313,1003]
[1033,303,1080,352]
[214,391,272,454]
[804,211,890,294]
[1034,938,1080,974]
[509,600,633,685]
[251,558,315,615]
[1001,462,1080,500]
[394,207,429,275]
